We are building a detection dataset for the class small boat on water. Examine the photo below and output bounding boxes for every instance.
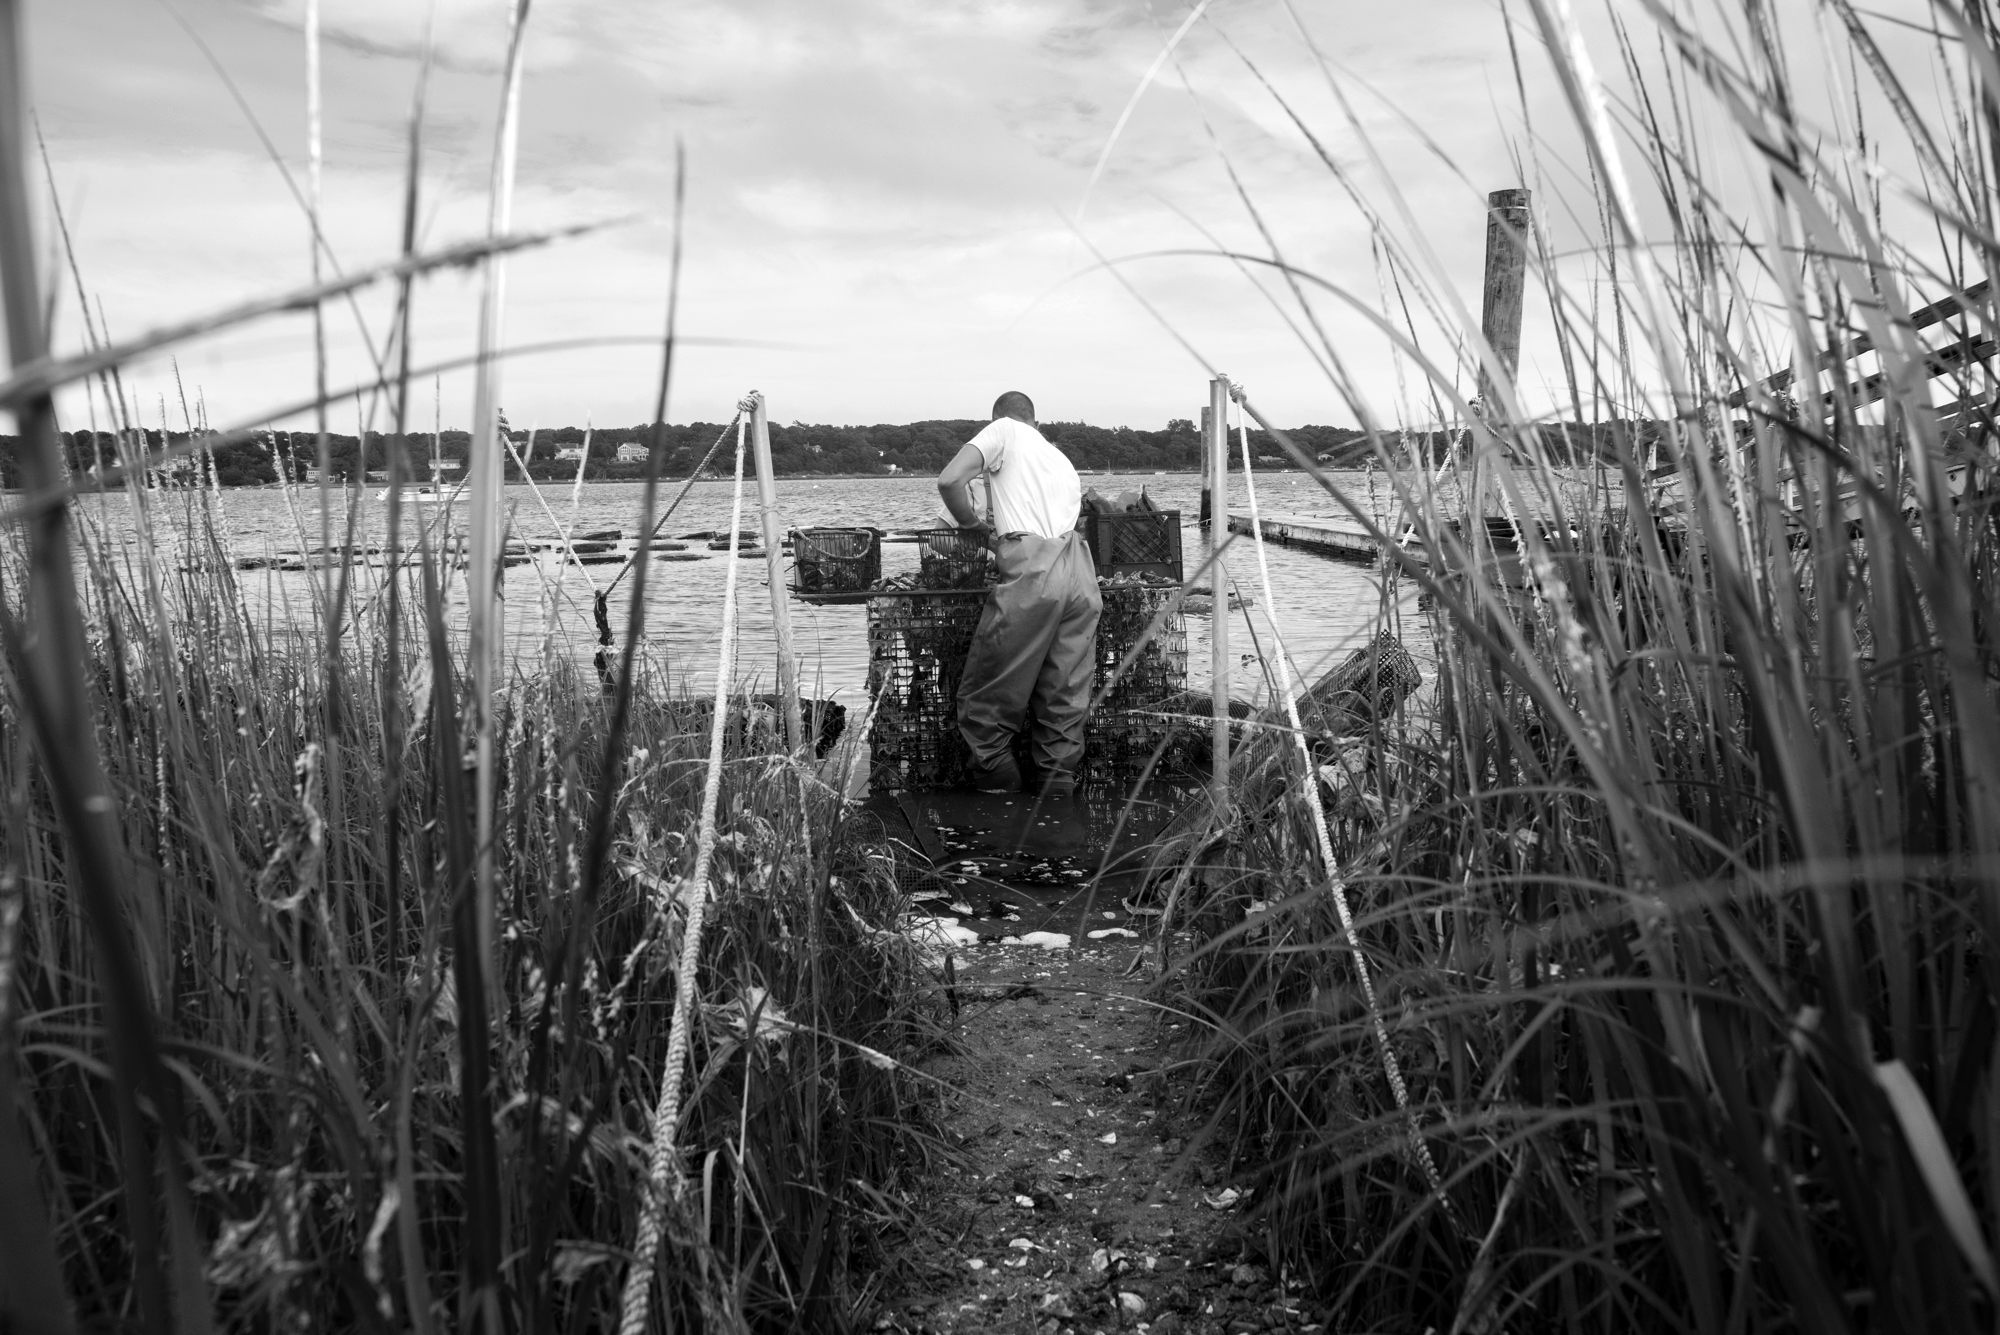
[375,485,443,503]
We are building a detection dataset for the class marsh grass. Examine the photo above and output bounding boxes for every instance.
[0,7,949,1331]
[23,0,2000,1331]
[1147,2,2000,1330]
[0,471,951,1333]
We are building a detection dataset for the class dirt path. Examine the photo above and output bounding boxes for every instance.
[874,940,1327,1335]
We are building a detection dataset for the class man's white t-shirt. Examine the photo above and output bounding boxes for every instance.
[967,417,1081,540]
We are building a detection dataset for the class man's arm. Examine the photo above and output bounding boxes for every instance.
[937,443,992,540]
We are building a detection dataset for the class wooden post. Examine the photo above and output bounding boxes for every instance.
[749,392,805,753]
[1478,187,1531,409]
[1199,404,1213,525]
[1206,376,1231,802]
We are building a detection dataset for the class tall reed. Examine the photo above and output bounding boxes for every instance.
[1153,3,2000,1330]
[0,479,948,1331]
[0,7,947,1331]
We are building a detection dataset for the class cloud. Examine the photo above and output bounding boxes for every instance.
[33,0,1943,436]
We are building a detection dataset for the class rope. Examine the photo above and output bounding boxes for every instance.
[1228,384,1456,1224]
[604,413,743,597]
[616,405,753,1335]
[597,413,742,690]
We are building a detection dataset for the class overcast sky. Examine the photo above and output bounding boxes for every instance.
[22,0,1947,434]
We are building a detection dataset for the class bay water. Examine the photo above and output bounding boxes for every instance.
[78,470,1423,706]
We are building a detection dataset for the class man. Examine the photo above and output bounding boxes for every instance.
[937,391,1101,797]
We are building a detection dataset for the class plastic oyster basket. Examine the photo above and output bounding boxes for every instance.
[791,527,882,594]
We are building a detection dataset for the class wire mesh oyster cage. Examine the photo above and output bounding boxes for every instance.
[1081,582,1190,785]
[866,582,1188,792]
[791,527,882,595]
[867,589,987,790]
[1295,630,1422,741]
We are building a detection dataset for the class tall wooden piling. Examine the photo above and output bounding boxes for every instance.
[1199,404,1214,525]
[1478,188,1531,408]
[748,393,805,752]
[1206,376,1231,802]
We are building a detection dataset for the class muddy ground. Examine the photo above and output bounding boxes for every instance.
[871,940,1328,1335]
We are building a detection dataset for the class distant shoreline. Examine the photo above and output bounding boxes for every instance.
[0,466,1418,497]
[5,467,1242,494]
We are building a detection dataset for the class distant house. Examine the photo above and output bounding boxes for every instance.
[555,446,587,462]
[433,458,464,474]
[616,442,649,463]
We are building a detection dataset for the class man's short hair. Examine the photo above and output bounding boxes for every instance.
[992,391,1035,422]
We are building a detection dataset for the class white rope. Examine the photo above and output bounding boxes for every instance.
[1229,384,1455,1221]
[617,406,754,1335]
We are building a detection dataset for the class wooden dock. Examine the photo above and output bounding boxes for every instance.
[1226,511,1383,563]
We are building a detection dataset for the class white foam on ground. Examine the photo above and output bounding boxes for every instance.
[907,918,982,950]
[1086,927,1138,940]
[1001,931,1072,950]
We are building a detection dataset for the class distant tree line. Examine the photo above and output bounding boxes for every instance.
[0,418,1391,489]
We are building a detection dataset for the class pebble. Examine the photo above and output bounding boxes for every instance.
[1117,1291,1146,1317]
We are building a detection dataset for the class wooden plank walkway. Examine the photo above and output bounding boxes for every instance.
[1226,510,1382,563]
